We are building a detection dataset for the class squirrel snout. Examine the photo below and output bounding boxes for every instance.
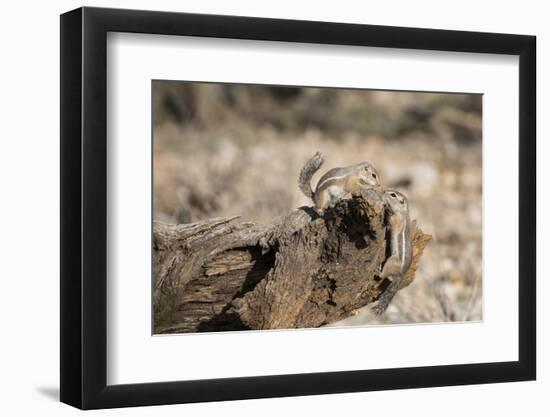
[368,171,381,187]
[369,176,382,188]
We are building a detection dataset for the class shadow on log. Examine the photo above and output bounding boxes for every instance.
[153,189,431,333]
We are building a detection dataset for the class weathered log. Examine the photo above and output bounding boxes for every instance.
[153,189,431,333]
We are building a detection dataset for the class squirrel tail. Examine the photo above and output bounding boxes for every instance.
[298,151,324,200]
[372,275,403,316]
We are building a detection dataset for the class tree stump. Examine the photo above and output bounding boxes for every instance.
[153,189,431,333]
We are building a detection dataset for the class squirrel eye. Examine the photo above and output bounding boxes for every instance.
[390,192,397,198]
[372,173,377,178]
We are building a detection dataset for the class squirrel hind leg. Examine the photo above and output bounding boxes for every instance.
[314,187,350,213]
[313,189,329,213]
[380,256,401,279]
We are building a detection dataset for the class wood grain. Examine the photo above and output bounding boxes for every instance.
[153,190,431,333]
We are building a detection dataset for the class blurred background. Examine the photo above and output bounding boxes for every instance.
[153,81,482,326]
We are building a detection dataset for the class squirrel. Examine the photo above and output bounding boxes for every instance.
[372,189,413,316]
[298,151,381,213]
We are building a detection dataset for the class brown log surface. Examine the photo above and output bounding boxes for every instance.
[153,189,431,333]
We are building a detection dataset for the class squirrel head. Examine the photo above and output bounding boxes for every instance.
[356,162,381,188]
[383,189,409,215]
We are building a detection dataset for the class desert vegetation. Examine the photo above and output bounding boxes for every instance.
[153,81,482,327]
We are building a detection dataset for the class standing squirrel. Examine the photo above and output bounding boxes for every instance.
[372,189,413,316]
[298,152,381,213]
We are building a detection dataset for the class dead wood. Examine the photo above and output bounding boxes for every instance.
[153,189,431,333]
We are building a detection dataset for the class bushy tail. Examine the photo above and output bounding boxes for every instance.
[298,151,324,200]
[372,275,403,316]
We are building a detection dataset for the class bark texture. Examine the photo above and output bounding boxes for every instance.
[153,189,431,333]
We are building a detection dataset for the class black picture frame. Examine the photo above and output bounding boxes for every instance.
[60,6,536,410]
